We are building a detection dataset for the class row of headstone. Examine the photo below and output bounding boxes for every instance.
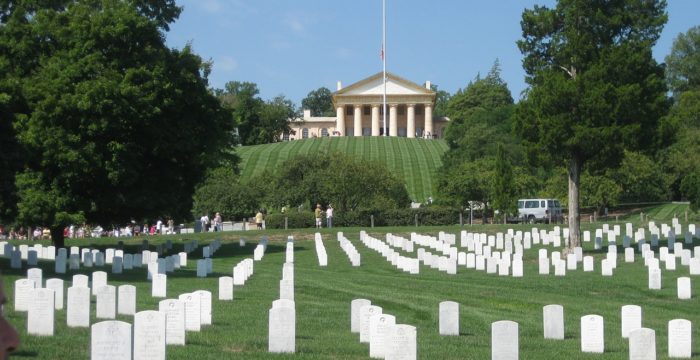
[360,232,419,274]
[269,299,295,353]
[285,236,294,263]
[337,232,361,266]
[253,236,268,261]
[351,298,417,359]
[90,311,167,360]
[314,233,328,266]
[233,258,254,285]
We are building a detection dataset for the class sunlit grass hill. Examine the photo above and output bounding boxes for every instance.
[237,137,449,202]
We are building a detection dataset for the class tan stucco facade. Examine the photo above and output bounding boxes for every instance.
[286,72,448,140]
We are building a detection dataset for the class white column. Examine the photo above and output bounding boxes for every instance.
[336,106,345,136]
[389,104,398,137]
[424,104,433,138]
[407,104,416,138]
[354,105,363,137]
[371,105,380,136]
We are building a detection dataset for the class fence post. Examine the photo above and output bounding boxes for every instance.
[415,214,419,227]
[459,212,463,227]
[371,215,374,228]
[284,216,288,230]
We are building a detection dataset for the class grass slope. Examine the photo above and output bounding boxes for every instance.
[3,217,700,359]
[237,137,449,202]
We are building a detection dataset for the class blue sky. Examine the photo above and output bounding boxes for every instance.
[166,0,699,106]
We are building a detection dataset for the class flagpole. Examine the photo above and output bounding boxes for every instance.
[382,0,387,136]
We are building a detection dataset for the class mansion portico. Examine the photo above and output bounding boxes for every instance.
[286,72,448,140]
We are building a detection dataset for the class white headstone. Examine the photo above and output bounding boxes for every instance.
[360,305,383,343]
[668,319,692,358]
[369,313,396,359]
[133,310,166,360]
[583,256,594,272]
[92,271,108,296]
[95,285,116,319]
[621,305,642,338]
[196,259,207,277]
[67,286,91,327]
[581,314,604,353]
[158,299,186,345]
[385,324,417,360]
[543,304,564,340]
[677,277,691,299]
[628,328,656,360]
[45,278,64,310]
[151,274,167,298]
[55,254,66,274]
[491,320,518,360]
[90,320,132,360]
[351,299,371,333]
[27,267,43,288]
[13,279,34,311]
[439,301,459,336]
[179,293,201,332]
[268,303,295,353]
[648,268,661,290]
[117,285,136,316]
[27,288,55,336]
[218,276,234,301]
[193,290,212,326]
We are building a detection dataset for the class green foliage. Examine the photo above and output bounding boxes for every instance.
[430,84,451,118]
[665,25,700,98]
[218,81,296,145]
[301,87,335,116]
[491,144,518,220]
[255,152,410,213]
[1,1,233,245]
[445,60,513,121]
[436,158,494,208]
[191,168,259,221]
[611,151,669,203]
[680,169,700,211]
[580,173,622,214]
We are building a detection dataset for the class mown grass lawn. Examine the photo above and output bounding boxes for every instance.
[237,137,448,203]
[2,222,699,359]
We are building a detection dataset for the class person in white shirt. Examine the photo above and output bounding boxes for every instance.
[326,204,334,229]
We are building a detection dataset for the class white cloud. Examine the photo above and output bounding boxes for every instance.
[216,56,238,72]
[284,11,314,35]
[198,0,223,14]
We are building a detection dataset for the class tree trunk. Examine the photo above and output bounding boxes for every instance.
[50,226,66,249]
[568,156,582,250]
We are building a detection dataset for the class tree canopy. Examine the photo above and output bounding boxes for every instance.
[516,0,669,247]
[1,0,234,246]
[301,87,335,117]
[218,81,297,145]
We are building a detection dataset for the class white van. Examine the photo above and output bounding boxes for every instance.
[517,199,563,223]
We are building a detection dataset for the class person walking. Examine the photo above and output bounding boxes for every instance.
[314,204,322,229]
[326,204,334,229]
[213,212,222,232]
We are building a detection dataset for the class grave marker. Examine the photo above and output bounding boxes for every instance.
[90,320,132,360]
[46,278,64,310]
[27,288,55,336]
[385,324,417,360]
[439,301,459,336]
[581,315,604,353]
[67,286,91,327]
[369,313,396,359]
[96,285,116,319]
[133,310,166,360]
[668,319,691,358]
[158,299,186,345]
[621,305,642,338]
[543,304,564,340]
[628,328,656,360]
[268,302,295,353]
[118,285,136,316]
[491,320,518,360]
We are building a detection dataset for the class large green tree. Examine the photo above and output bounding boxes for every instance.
[219,81,296,145]
[516,0,669,248]
[301,86,335,117]
[665,25,700,98]
[2,0,233,246]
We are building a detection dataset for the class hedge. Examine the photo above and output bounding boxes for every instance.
[265,207,464,229]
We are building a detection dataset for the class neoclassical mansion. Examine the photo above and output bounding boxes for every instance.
[285,72,448,140]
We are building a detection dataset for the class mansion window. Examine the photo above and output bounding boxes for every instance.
[283,132,290,141]
[302,128,309,139]
[321,128,329,137]
[346,105,353,115]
